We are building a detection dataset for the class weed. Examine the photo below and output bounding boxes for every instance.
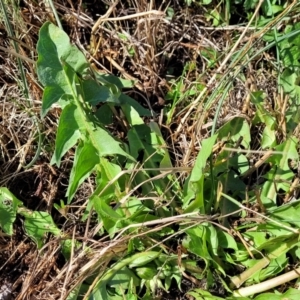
[1,1,300,299]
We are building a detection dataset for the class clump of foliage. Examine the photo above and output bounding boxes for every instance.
[1,0,300,299]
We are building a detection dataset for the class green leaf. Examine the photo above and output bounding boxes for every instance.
[269,200,300,227]
[135,266,157,280]
[37,21,88,81]
[183,226,212,265]
[41,85,66,113]
[243,232,269,248]
[190,135,218,183]
[91,252,161,299]
[261,137,298,204]
[232,233,299,288]
[202,0,212,4]
[280,68,300,98]
[94,196,123,220]
[253,253,287,283]
[128,251,160,268]
[18,208,61,248]
[94,72,135,89]
[109,266,140,289]
[81,79,121,106]
[184,135,217,213]
[254,288,300,300]
[254,294,281,300]
[93,158,123,202]
[51,103,82,166]
[81,79,150,116]
[0,188,23,235]
[93,196,127,236]
[244,0,259,10]
[67,140,99,202]
[187,289,226,300]
[89,127,133,160]
[217,117,250,149]
[37,22,89,116]
[95,104,114,125]
[217,229,238,251]
[120,94,152,116]
[280,288,300,300]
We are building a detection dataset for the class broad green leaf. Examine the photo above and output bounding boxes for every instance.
[217,117,250,149]
[232,234,299,287]
[213,148,249,177]
[81,79,150,116]
[42,85,65,113]
[128,251,160,268]
[261,126,276,149]
[93,197,126,235]
[89,286,110,300]
[18,208,61,248]
[98,73,135,89]
[122,103,144,126]
[0,188,23,235]
[95,104,114,125]
[81,79,121,105]
[182,175,196,209]
[91,252,161,299]
[93,158,123,202]
[254,294,284,300]
[93,71,134,89]
[37,22,89,116]
[90,127,134,160]
[125,111,162,168]
[136,266,157,280]
[268,200,300,227]
[243,232,269,248]
[261,2,283,16]
[183,226,211,264]
[190,135,218,183]
[216,229,238,251]
[123,197,151,218]
[94,196,123,221]
[218,171,245,223]
[109,266,140,288]
[280,68,300,98]
[254,288,300,300]
[67,140,99,202]
[280,288,300,299]
[37,22,88,81]
[262,137,298,204]
[253,253,287,283]
[184,135,217,213]
[183,174,205,213]
[51,103,82,166]
[279,23,300,69]
[244,0,257,10]
[187,289,226,300]
[127,125,160,165]
[120,94,151,116]
[206,224,219,256]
